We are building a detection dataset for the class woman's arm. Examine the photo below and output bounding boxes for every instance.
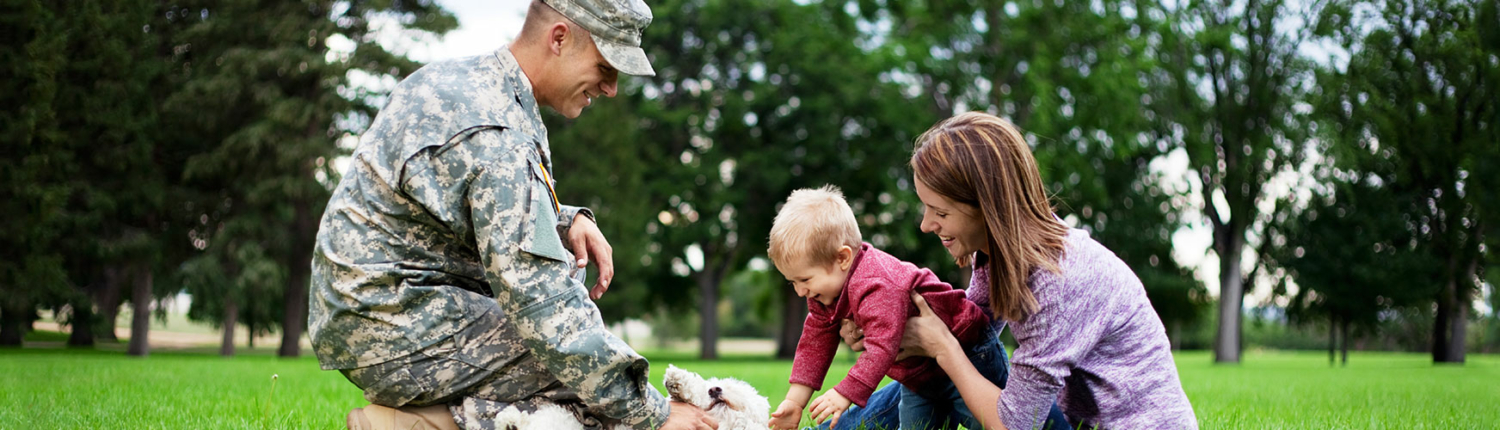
[904,292,1008,430]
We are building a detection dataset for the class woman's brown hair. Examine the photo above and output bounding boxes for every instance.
[910,112,1067,321]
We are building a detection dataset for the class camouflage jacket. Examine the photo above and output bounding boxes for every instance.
[308,46,669,429]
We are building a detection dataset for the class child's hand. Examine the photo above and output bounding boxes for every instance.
[808,389,853,428]
[768,399,804,430]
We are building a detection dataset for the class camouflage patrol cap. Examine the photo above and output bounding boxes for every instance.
[543,0,656,77]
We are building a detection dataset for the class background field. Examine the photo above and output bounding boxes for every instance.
[2,347,1493,429]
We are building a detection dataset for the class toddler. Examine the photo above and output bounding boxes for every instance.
[765,186,1006,430]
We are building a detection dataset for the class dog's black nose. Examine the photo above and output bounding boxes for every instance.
[708,387,722,399]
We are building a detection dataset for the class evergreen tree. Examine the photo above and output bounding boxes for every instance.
[163,0,455,357]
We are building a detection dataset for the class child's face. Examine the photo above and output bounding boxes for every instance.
[777,246,856,306]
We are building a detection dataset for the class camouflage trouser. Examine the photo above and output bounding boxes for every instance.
[341,300,615,430]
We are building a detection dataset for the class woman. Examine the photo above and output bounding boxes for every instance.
[910,111,1197,429]
[816,112,1196,430]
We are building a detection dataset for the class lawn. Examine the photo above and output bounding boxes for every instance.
[1,346,1494,429]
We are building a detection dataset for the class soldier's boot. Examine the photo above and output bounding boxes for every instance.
[346,404,461,430]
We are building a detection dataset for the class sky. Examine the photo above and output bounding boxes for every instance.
[406,0,529,63]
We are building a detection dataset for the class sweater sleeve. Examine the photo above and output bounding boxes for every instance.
[997,273,1109,430]
[788,301,841,390]
[966,265,997,324]
[829,282,909,407]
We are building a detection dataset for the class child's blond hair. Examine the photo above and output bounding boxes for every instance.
[768,185,863,268]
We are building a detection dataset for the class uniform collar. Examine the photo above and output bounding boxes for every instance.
[495,45,552,164]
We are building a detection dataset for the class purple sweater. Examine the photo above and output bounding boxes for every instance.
[969,229,1197,430]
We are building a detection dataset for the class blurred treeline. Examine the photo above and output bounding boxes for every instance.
[3,0,1499,365]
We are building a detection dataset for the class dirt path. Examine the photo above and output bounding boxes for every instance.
[32,321,295,349]
[31,320,773,354]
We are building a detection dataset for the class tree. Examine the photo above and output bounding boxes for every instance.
[870,0,1207,342]
[1153,0,1317,363]
[180,237,285,356]
[1315,0,1500,363]
[0,0,71,346]
[163,0,456,357]
[1271,180,1437,364]
[0,0,179,353]
[552,0,933,359]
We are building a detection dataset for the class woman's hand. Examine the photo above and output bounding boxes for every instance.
[839,319,865,351]
[898,292,962,361]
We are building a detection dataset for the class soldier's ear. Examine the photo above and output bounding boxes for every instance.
[547,22,569,56]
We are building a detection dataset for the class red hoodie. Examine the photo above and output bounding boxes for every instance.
[788,243,990,406]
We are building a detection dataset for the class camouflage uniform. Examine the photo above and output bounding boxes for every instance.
[308,46,668,430]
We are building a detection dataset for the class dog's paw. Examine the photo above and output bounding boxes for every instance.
[663,364,708,405]
[492,405,529,430]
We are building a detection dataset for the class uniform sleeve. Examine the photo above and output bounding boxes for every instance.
[556,204,595,248]
[467,143,668,430]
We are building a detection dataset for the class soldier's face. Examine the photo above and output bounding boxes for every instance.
[552,33,620,118]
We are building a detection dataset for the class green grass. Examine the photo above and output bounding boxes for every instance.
[1175,350,1499,428]
[22,329,71,343]
[0,348,1494,429]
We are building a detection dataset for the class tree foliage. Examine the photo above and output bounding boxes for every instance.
[552,0,936,358]
[1313,0,1499,363]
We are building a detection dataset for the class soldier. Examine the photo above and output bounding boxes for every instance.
[307,1,718,429]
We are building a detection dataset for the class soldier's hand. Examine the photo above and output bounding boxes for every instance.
[660,401,718,430]
[568,214,614,300]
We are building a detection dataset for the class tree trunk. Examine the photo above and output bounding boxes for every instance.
[1441,254,1478,364]
[776,283,807,359]
[126,267,152,357]
[0,304,27,346]
[278,199,315,357]
[247,318,255,350]
[1433,252,1460,363]
[1214,233,1245,363]
[1332,317,1344,367]
[94,265,125,343]
[1340,318,1350,366]
[68,301,95,347]
[1446,293,1468,363]
[1433,282,1452,362]
[220,296,238,357]
[696,270,719,360]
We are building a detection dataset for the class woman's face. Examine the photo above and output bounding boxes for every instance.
[914,177,988,265]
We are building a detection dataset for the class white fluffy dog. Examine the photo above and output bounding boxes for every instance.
[488,401,598,430]
[488,365,768,430]
[663,364,770,430]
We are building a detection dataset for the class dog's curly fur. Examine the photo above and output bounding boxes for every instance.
[488,365,768,430]
[663,365,770,430]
